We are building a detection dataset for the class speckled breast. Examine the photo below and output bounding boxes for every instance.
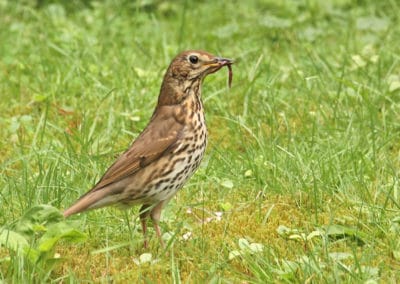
[142,108,208,203]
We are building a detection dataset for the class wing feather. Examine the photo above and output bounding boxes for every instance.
[91,105,184,192]
[63,105,185,216]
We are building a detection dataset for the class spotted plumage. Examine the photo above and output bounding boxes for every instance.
[63,50,233,248]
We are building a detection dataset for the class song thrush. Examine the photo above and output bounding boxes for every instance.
[63,50,233,248]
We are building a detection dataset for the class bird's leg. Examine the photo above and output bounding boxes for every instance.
[139,204,151,249]
[153,222,164,248]
[141,219,149,249]
[150,200,167,248]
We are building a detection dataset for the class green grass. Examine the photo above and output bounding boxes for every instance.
[1,0,400,282]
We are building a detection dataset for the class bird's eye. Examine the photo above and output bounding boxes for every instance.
[189,55,198,64]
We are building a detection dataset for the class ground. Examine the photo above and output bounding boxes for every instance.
[1,0,400,282]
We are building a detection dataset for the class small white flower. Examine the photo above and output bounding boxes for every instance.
[228,250,241,260]
[133,253,155,265]
[162,232,173,242]
[214,211,223,221]
[139,253,152,263]
[204,217,213,223]
[186,208,192,214]
[182,231,192,241]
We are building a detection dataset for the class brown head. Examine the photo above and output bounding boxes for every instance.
[157,50,233,106]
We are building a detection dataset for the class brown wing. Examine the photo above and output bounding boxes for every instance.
[91,105,184,192]
[63,105,185,217]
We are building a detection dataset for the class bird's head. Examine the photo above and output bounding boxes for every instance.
[168,50,233,80]
[158,50,233,106]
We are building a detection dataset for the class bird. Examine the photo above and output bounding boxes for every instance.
[63,50,233,248]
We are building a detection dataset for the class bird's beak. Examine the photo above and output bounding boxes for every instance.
[204,57,234,77]
[204,57,234,68]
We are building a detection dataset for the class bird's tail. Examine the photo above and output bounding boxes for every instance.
[63,189,116,217]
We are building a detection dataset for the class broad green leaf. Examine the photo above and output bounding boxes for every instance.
[244,170,253,177]
[12,205,64,239]
[0,229,29,253]
[24,247,41,264]
[219,202,232,211]
[238,238,250,250]
[249,243,263,253]
[328,252,353,261]
[351,55,367,69]
[220,179,234,189]
[389,81,400,92]
[306,230,323,241]
[324,224,366,245]
[276,225,298,237]
[162,231,173,242]
[33,94,48,102]
[38,223,87,252]
[289,233,306,241]
[393,250,400,261]
[360,266,379,278]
